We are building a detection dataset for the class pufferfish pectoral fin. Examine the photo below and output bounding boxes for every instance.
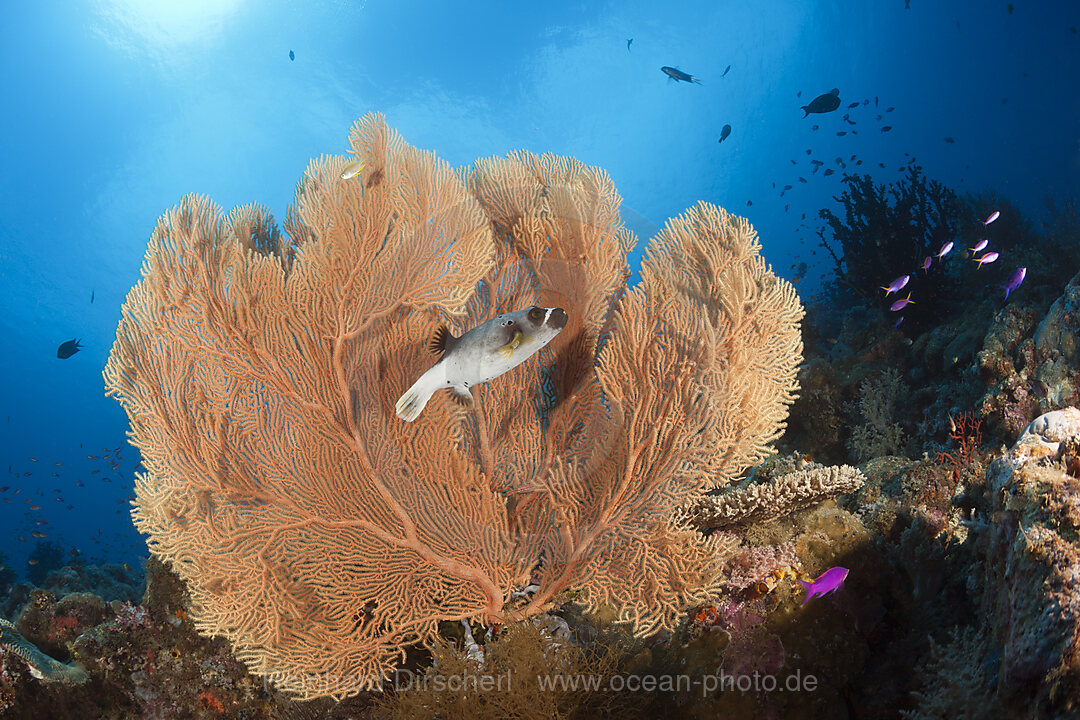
[448,385,474,407]
[498,329,527,359]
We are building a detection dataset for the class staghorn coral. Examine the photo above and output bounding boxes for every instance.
[681,465,865,531]
[102,113,804,699]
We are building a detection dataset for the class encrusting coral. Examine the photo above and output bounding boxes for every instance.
[102,113,804,699]
[680,464,865,531]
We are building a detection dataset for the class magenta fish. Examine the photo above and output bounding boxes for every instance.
[799,566,849,605]
[889,293,914,311]
[974,251,1000,268]
[971,238,989,253]
[893,316,904,328]
[936,241,954,258]
[983,210,1000,225]
[1002,267,1027,301]
[921,256,932,271]
[880,274,910,296]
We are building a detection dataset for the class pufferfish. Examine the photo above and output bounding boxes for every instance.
[395,306,568,422]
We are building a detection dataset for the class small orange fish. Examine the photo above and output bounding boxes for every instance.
[53,462,62,466]
[32,530,47,538]
[87,455,98,459]
[28,457,38,462]
[29,505,40,510]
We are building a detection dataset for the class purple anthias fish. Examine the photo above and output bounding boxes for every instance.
[890,293,913,311]
[1002,267,1027,301]
[983,210,1001,225]
[974,251,1000,268]
[799,566,849,605]
[893,316,904,328]
[971,238,989,253]
[921,256,932,271]
[880,274,910,296]
[936,241,954,258]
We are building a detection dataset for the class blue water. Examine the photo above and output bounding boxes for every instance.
[1,0,1078,575]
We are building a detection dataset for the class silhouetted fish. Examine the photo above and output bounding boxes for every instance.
[801,88,840,117]
[90,290,94,303]
[721,64,731,77]
[627,38,633,51]
[718,124,732,143]
[57,338,82,359]
[289,50,294,61]
[661,66,701,84]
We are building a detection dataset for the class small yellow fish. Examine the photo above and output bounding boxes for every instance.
[341,160,365,180]
[32,530,47,538]
[28,559,38,565]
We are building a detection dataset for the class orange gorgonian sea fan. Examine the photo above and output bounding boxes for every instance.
[103,112,803,700]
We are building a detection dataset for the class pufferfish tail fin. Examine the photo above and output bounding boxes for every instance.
[396,367,442,422]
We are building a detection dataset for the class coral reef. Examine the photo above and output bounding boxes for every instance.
[102,113,804,699]
[976,408,1080,714]
[817,164,967,333]
[848,369,908,461]
[681,464,865,530]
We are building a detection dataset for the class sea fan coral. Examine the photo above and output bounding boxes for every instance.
[103,113,804,699]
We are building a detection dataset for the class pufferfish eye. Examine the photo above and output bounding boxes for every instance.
[528,307,544,321]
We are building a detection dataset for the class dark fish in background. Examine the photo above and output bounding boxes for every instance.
[661,66,702,83]
[627,38,633,50]
[90,290,94,303]
[57,338,82,359]
[289,50,294,61]
[944,137,955,143]
[812,124,819,130]
[801,88,840,117]
[847,102,860,108]
[824,168,835,176]
[881,126,893,132]
[836,131,847,136]
[721,64,731,77]
[886,106,895,112]
[718,124,732,143]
